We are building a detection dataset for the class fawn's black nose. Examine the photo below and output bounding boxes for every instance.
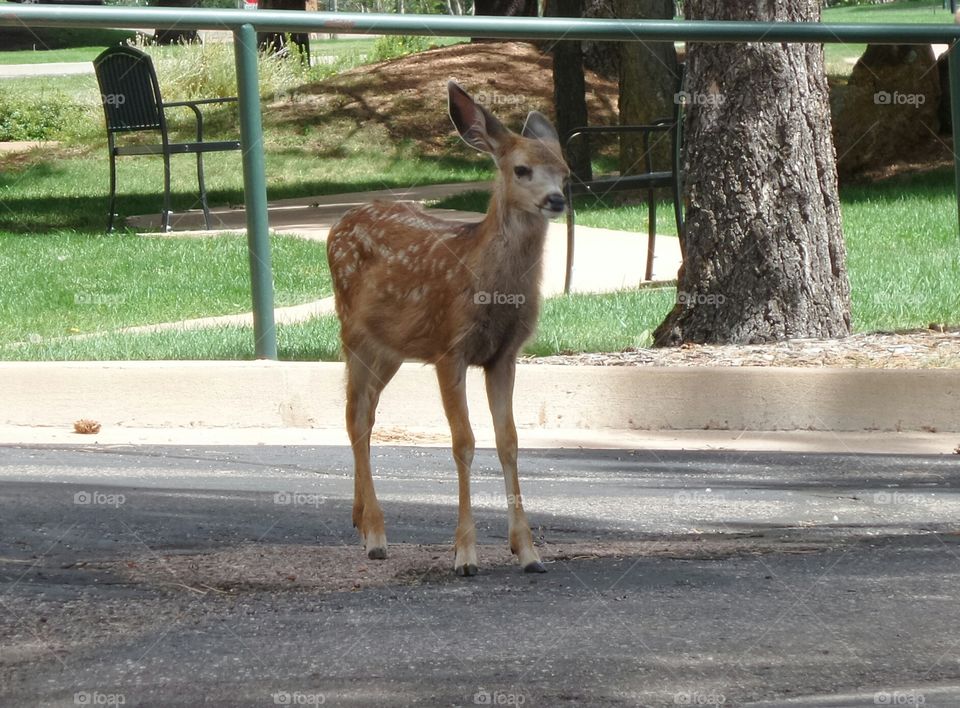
[545,192,566,213]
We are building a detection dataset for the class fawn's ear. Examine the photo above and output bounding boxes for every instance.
[521,111,560,144]
[448,81,509,156]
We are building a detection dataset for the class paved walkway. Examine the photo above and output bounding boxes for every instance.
[124,182,682,330]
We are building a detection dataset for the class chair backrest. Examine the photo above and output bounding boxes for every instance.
[93,45,166,135]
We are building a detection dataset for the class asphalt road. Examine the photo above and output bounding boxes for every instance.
[2,443,960,707]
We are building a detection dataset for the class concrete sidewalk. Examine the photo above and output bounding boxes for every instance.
[127,182,684,301]
[3,361,960,442]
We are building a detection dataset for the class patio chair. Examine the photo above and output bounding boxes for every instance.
[562,68,686,292]
[93,45,242,232]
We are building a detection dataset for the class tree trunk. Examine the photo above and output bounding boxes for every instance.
[546,0,591,182]
[653,0,851,346]
[472,0,538,43]
[582,0,619,80]
[258,0,311,60]
[474,0,538,15]
[616,0,678,174]
[154,0,200,45]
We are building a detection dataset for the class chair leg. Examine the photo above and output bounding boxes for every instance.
[162,152,173,233]
[645,188,656,282]
[107,150,118,233]
[564,185,575,294]
[196,152,213,230]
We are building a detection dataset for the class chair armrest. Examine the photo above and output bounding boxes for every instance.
[563,122,673,152]
[161,97,238,143]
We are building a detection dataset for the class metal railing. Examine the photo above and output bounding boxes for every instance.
[4,6,960,359]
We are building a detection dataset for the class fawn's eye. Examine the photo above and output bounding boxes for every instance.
[513,165,532,179]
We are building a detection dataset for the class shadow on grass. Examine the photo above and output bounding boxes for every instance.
[838,166,955,204]
[0,159,487,234]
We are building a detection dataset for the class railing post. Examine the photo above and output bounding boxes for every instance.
[951,41,960,238]
[234,22,278,360]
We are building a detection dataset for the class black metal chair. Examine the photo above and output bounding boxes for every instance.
[562,73,685,292]
[93,45,242,232]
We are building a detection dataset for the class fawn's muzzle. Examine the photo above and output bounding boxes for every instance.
[543,193,566,214]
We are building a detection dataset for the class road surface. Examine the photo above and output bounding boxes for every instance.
[2,442,959,706]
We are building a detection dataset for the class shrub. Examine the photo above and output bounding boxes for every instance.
[0,87,83,142]
[371,34,434,62]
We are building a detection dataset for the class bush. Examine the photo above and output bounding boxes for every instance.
[371,34,434,62]
[0,88,83,142]
[132,36,310,102]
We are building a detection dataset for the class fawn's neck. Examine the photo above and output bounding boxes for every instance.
[477,182,550,265]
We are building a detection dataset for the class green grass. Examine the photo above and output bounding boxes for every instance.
[0,289,678,361]
[0,28,138,64]
[0,317,343,362]
[0,232,331,343]
[820,1,955,77]
[4,166,957,362]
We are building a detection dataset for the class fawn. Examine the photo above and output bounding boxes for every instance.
[326,81,570,576]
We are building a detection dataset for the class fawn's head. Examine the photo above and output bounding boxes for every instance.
[448,82,569,219]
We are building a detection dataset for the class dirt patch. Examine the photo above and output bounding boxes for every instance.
[269,41,619,155]
[94,538,830,596]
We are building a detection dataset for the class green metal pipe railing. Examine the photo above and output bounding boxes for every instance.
[3,6,959,359]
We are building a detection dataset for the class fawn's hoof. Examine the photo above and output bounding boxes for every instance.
[455,563,479,577]
[367,547,387,560]
[523,560,547,574]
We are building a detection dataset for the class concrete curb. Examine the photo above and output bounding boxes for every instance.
[2,361,958,434]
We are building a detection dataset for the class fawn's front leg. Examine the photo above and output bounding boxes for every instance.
[436,356,479,576]
[345,348,400,560]
[485,356,545,573]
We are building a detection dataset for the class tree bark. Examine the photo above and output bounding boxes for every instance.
[154,0,200,45]
[258,0,311,60]
[616,0,678,174]
[546,0,591,182]
[653,0,851,346]
[474,0,538,14]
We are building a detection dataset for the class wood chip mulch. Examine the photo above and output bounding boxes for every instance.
[522,328,960,369]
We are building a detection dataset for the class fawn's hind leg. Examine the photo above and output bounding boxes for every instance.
[485,356,545,573]
[435,356,479,576]
[345,346,401,559]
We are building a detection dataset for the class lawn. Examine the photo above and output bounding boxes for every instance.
[1,4,958,362]
[0,232,331,344]
[820,0,954,77]
[2,164,957,362]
